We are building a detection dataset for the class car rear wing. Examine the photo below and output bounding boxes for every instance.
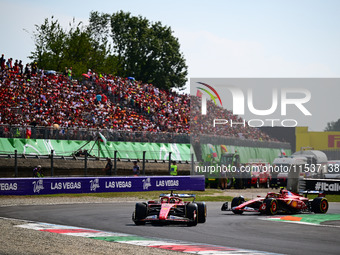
[159,191,196,201]
[301,190,326,197]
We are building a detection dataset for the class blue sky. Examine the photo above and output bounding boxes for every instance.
[1,0,339,80]
[1,0,340,130]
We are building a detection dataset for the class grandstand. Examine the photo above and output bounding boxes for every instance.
[0,54,280,143]
[0,54,290,177]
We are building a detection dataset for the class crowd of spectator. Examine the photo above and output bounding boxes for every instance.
[0,55,156,132]
[89,73,190,133]
[190,96,278,142]
[0,53,278,143]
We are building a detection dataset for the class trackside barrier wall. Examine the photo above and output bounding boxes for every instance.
[0,175,205,195]
[0,138,191,161]
[300,179,340,194]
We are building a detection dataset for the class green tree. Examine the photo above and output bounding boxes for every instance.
[30,16,118,78]
[30,16,67,71]
[109,11,187,90]
[29,11,188,89]
[325,119,340,131]
[62,19,93,77]
[87,11,120,75]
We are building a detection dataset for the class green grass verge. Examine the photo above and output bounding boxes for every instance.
[2,190,340,202]
[0,189,233,202]
[306,194,340,202]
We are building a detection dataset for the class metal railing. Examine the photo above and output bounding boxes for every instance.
[0,124,291,148]
[197,134,291,149]
[5,149,193,177]
[0,124,190,144]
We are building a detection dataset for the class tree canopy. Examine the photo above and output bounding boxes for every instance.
[325,119,340,131]
[29,11,188,90]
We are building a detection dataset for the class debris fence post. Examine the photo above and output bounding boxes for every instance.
[14,150,18,177]
[191,153,195,175]
[51,150,54,176]
[168,152,172,175]
[114,151,117,176]
[142,151,146,175]
[84,149,88,176]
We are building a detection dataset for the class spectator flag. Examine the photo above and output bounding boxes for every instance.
[221,145,228,154]
[280,149,286,156]
[99,132,107,146]
[207,144,218,158]
[26,127,31,139]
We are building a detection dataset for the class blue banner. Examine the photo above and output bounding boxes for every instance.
[0,176,205,195]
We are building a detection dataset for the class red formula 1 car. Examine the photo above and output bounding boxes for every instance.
[221,189,328,215]
[132,192,207,226]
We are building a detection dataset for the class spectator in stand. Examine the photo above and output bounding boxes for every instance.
[0,53,280,144]
[30,118,38,127]
[6,58,13,71]
[13,60,19,74]
[63,67,68,77]
[87,69,92,81]
[18,60,23,75]
[102,93,107,103]
[31,62,38,76]
[68,67,72,80]
[0,54,6,71]
[24,63,31,78]
[96,93,102,104]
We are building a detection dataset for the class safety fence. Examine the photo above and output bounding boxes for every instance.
[0,125,189,144]
[198,134,291,149]
[0,138,192,161]
[4,149,195,178]
[0,138,194,177]
[0,175,205,195]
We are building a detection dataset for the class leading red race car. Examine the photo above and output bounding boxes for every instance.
[132,192,207,226]
[221,189,328,215]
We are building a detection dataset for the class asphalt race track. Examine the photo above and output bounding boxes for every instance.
[1,202,340,255]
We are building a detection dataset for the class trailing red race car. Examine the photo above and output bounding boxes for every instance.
[221,189,328,215]
[250,163,272,188]
[132,192,207,226]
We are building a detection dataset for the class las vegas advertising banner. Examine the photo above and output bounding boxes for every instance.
[0,176,205,195]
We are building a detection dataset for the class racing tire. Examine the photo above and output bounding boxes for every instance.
[264,198,278,215]
[255,179,260,189]
[197,202,207,223]
[133,202,147,225]
[231,196,245,214]
[186,203,198,226]
[312,197,328,214]
[265,178,270,188]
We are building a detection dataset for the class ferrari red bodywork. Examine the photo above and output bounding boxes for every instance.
[132,193,207,226]
[221,189,328,215]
